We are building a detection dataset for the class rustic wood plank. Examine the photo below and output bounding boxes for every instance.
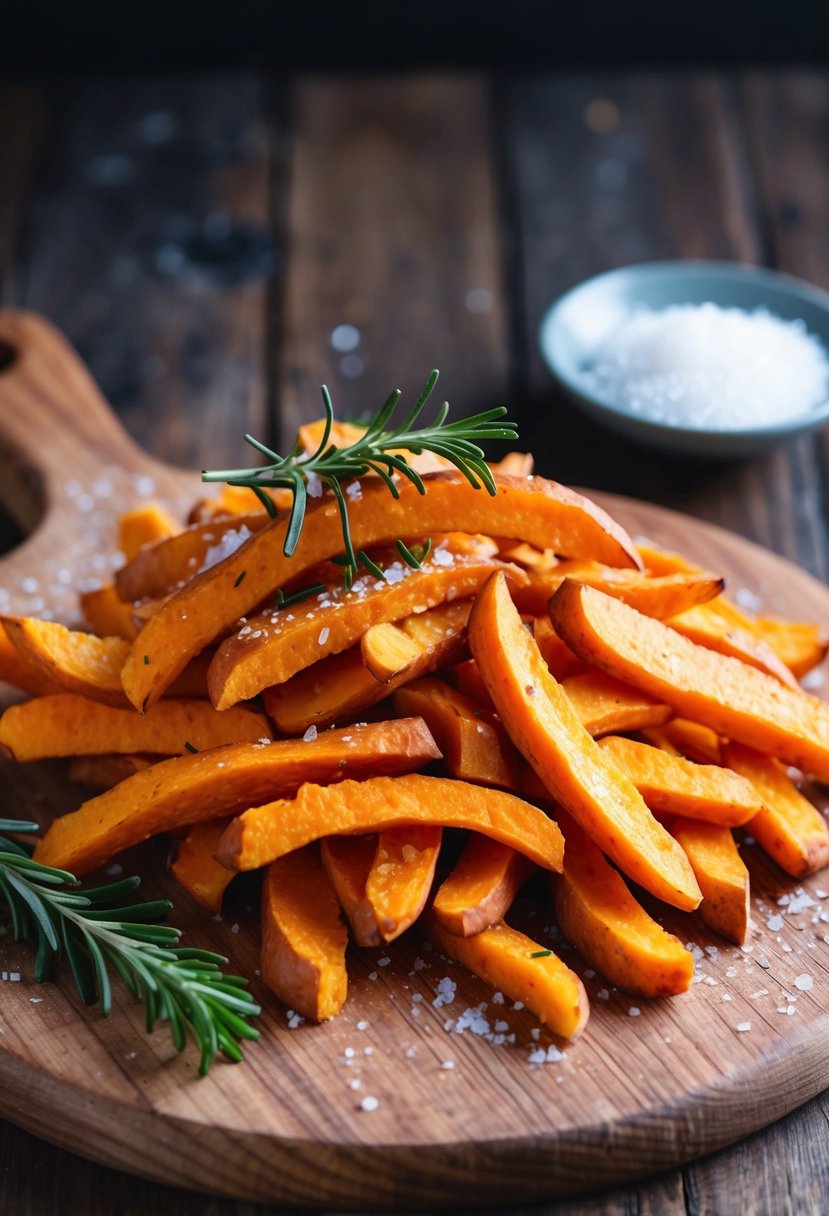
[14,75,274,471]
[739,72,829,583]
[0,86,45,304]
[501,72,829,577]
[278,75,509,446]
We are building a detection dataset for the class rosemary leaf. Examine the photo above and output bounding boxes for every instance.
[0,819,260,1073]
[202,370,519,590]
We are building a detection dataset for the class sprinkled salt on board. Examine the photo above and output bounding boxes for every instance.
[582,304,829,430]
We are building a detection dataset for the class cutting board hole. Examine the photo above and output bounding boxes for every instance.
[0,506,24,558]
[0,341,17,373]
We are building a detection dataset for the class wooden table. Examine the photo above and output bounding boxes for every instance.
[1,68,828,1214]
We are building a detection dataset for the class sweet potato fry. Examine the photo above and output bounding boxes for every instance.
[261,845,348,1022]
[362,825,443,942]
[427,915,589,1040]
[639,718,722,765]
[722,741,829,878]
[751,614,829,678]
[208,552,517,710]
[676,595,828,680]
[170,818,235,913]
[551,811,694,997]
[497,542,558,571]
[392,677,520,790]
[432,834,535,936]
[443,659,495,711]
[597,735,762,827]
[80,584,139,640]
[667,603,800,688]
[0,694,270,763]
[560,671,672,737]
[669,817,750,945]
[216,774,565,874]
[636,544,701,576]
[0,623,63,696]
[513,562,724,620]
[122,471,642,712]
[361,600,470,681]
[488,451,534,476]
[299,416,453,474]
[550,580,829,782]
[188,484,292,523]
[116,511,270,603]
[532,617,586,681]
[469,572,701,911]
[34,717,440,875]
[117,501,180,560]
[1,617,129,706]
[320,835,382,947]
[263,601,470,734]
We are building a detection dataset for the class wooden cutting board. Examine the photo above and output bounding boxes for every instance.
[1,310,829,1208]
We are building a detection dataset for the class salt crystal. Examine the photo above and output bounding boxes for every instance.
[345,479,363,501]
[546,1045,564,1062]
[596,988,610,1001]
[736,1021,752,1033]
[231,923,240,934]
[494,1020,509,1033]
[528,1048,546,1065]
[360,1096,379,1112]
[344,1047,355,1058]
[492,992,505,1005]
[349,1078,362,1090]
[357,1020,369,1030]
[318,626,330,646]
[364,1046,374,1055]
[440,1060,455,1070]
[303,725,318,742]
[581,304,829,431]
[628,1007,641,1017]
[766,914,784,932]
[795,973,814,991]
[377,956,391,967]
[433,977,456,1008]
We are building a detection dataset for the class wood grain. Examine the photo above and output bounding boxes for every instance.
[2,311,829,1207]
[278,76,509,445]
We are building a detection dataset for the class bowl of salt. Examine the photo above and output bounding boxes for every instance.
[539,261,829,457]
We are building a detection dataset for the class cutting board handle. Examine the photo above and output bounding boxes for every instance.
[0,310,177,532]
[0,310,196,614]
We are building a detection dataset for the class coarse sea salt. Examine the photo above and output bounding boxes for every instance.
[582,304,829,430]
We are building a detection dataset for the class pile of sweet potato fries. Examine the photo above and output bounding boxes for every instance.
[2,436,828,1042]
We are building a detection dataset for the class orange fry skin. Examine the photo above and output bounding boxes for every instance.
[468,572,701,912]
[550,580,829,782]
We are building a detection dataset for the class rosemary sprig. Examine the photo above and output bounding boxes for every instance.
[202,370,518,590]
[0,819,260,1075]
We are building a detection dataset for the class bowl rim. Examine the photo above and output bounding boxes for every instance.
[538,259,829,443]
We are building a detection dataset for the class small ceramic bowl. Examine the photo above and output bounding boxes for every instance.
[538,261,829,458]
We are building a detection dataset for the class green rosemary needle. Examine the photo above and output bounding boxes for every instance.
[202,370,518,590]
[0,819,260,1075]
